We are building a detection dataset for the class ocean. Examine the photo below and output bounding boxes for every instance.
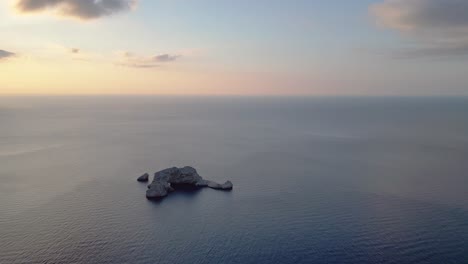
[1,96,467,264]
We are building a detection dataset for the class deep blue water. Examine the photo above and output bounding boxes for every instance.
[1,96,467,264]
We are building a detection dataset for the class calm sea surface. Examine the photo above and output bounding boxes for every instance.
[1,96,467,264]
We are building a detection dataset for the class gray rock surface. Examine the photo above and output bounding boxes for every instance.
[220,181,233,190]
[205,180,233,190]
[137,173,149,182]
[145,166,233,199]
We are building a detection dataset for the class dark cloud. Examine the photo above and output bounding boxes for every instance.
[71,48,80,54]
[371,0,468,58]
[16,0,136,20]
[0,50,16,60]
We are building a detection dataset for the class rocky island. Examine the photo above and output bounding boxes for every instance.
[138,166,233,199]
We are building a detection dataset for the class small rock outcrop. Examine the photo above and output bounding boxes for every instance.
[143,166,233,199]
[197,180,233,190]
[137,173,149,182]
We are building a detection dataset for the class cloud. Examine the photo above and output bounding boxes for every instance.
[15,0,137,20]
[0,50,16,60]
[117,52,181,68]
[71,48,80,54]
[154,54,179,62]
[371,0,468,57]
[393,42,468,59]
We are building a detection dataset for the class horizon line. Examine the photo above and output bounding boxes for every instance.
[1,93,467,98]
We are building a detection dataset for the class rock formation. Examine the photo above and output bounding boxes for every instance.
[137,173,149,182]
[143,166,233,199]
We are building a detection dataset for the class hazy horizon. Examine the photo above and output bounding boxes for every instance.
[2,94,468,98]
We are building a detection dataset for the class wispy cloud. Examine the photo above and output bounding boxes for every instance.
[154,54,179,62]
[371,0,468,58]
[15,0,137,20]
[0,49,16,60]
[117,52,181,68]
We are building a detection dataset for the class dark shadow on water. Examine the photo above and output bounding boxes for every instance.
[146,184,204,205]
[146,184,233,205]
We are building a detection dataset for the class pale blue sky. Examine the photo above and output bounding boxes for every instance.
[1,0,467,95]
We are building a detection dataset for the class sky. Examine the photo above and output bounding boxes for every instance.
[0,0,467,96]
